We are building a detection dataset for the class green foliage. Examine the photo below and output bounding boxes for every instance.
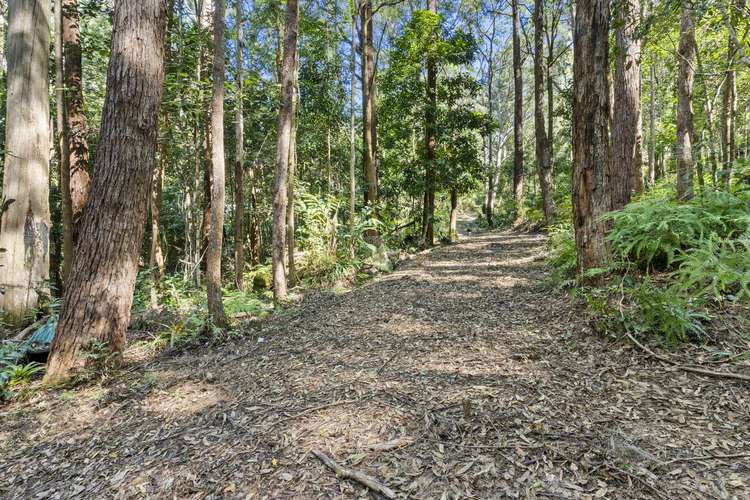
[294,188,382,285]
[604,198,716,269]
[1,362,45,389]
[546,224,577,286]
[553,186,750,344]
[604,189,750,271]
[672,236,750,301]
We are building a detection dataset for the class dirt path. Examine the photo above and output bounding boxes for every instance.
[2,230,749,498]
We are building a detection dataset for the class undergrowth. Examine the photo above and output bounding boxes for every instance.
[548,183,750,345]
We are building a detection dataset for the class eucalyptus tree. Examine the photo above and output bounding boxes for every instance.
[572,0,610,279]
[0,0,51,326]
[207,0,229,327]
[46,0,168,381]
[533,0,554,224]
[62,0,91,263]
[272,0,299,302]
[676,4,696,200]
[511,0,525,222]
[235,0,246,290]
[611,0,643,209]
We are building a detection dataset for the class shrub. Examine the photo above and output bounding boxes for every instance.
[672,236,750,302]
[546,224,577,286]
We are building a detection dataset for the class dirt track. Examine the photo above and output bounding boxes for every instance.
[1,230,748,498]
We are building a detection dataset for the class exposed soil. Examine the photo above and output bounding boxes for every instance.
[1,229,749,499]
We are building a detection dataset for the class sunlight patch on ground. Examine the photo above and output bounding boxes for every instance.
[143,381,227,420]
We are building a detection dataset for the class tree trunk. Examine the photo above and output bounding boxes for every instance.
[0,0,51,326]
[349,7,357,235]
[676,5,696,201]
[234,0,245,290]
[611,0,643,209]
[361,0,378,238]
[534,0,555,225]
[272,0,298,303]
[484,18,496,228]
[720,8,738,187]
[62,0,90,257]
[149,145,166,308]
[512,0,525,224]
[449,189,458,242]
[286,66,298,287]
[648,65,656,187]
[206,0,228,327]
[422,0,437,247]
[572,0,611,280]
[56,0,74,290]
[45,0,167,381]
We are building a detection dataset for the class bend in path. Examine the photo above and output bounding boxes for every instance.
[1,230,748,498]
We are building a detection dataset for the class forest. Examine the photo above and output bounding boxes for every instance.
[0,0,749,497]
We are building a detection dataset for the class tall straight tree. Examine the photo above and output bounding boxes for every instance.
[361,0,379,236]
[207,0,229,327]
[676,5,696,200]
[286,64,299,286]
[422,0,438,246]
[62,0,90,262]
[572,0,611,279]
[648,64,656,187]
[349,4,357,234]
[533,0,555,224]
[234,0,245,290]
[511,0,525,223]
[610,0,643,210]
[56,0,73,289]
[0,0,51,326]
[45,0,168,381]
[719,0,740,186]
[272,0,299,302]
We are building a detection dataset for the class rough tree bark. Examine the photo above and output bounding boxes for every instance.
[422,0,437,247]
[234,0,245,290]
[611,0,643,209]
[45,0,167,381]
[206,0,228,327]
[512,0,525,223]
[0,0,51,326]
[572,0,611,280]
[272,0,298,303]
[676,5,696,200]
[56,0,74,290]
[361,0,379,238]
[534,0,555,224]
[62,0,90,261]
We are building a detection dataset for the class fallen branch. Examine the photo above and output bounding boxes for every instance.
[625,331,750,383]
[656,452,750,468]
[11,316,48,342]
[312,449,396,499]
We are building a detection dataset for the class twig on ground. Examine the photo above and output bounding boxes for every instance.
[312,448,396,499]
[625,331,750,383]
[364,436,415,451]
[656,452,750,468]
